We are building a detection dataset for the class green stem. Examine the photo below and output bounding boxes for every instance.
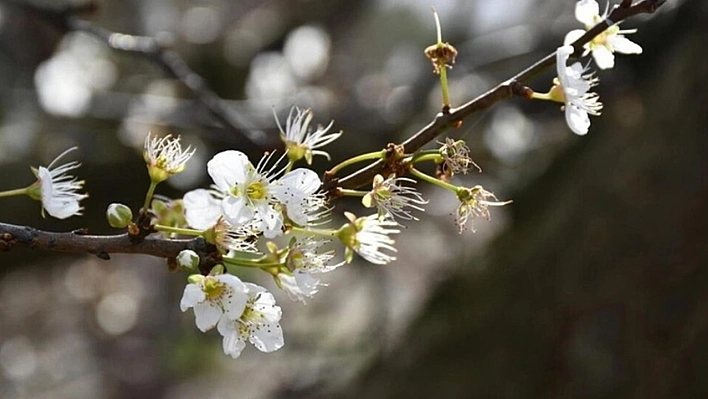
[290,225,337,238]
[222,256,282,269]
[408,153,443,164]
[531,91,553,101]
[409,166,458,193]
[339,189,368,197]
[440,65,450,108]
[285,160,294,174]
[142,181,159,211]
[327,150,385,176]
[0,187,30,199]
[154,224,203,237]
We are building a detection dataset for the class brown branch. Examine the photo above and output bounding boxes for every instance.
[1,0,264,146]
[328,0,666,191]
[0,222,216,264]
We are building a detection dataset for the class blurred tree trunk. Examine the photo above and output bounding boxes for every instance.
[329,1,708,398]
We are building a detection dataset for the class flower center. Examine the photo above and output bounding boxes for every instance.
[247,181,267,200]
[203,278,224,300]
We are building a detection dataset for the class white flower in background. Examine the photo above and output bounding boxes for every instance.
[362,174,427,222]
[183,188,223,230]
[277,237,344,303]
[554,45,603,135]
[29,147,88,219]
[217,283,284,359]
[455,185,511,234]
[564,0,642,70]
[180,274,248,332]
[337,212,400,265]
[277,106,342,164]
[144,132,195,182]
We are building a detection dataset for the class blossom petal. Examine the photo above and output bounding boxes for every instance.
[217,318,247,359]
[193,302,222,332]
[592,46,615,69]
[207,151,249,192]
[215,274,248,320]
[258,206,283,238]
[564,29,586,46]
[565,105,591,135]
[222,196,252,225]
[279,168,321,196]
[180,284,205,311]
[608,35,643,55]
[575,0,600,27]
[249,322,284,353]
[183,189,221,230]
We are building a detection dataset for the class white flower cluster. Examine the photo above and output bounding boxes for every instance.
[544,0,642,135]
[178,107,405,358]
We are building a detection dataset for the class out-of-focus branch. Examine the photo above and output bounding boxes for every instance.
[0,0,263,146]
[327,0,666,191]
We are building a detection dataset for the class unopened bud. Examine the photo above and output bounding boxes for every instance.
[176,250,200,271]
[106,203,133,228]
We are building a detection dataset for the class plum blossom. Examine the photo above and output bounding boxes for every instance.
[217,283,284,359]
[362,174,427,222]
[29,147,88,219]
[337,212,400,265]
[554,45,603,135]
[277,237,344,303]
[144,132,195,182]
[455,185,511,234]
[186,150,321,238]
[277,106,342,164]
[564,0,642,70]
[180,274,248,332]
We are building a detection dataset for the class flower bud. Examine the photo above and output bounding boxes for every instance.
[106,203,133,228]
[176,250,200,271]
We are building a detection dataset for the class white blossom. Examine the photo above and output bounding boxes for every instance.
[183,188,224,230]
[278,237,344,303]
[564,0,642,70]
[362,174,427,222]
[277,106,342,164]
[144,132,195,182]
[33,147,88,219]
[555,45,603,135]
[180,274,248,332]
[202,150,322,237]
[338,213,400,265]
[455,185,511,234]
[217,283,284,359]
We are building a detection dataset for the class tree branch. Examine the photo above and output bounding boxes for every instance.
[0,222,215,263]
[328,0,666,191]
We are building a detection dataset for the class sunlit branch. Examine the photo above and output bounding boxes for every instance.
[329,0,666,191]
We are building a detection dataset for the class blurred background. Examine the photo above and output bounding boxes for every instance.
[0,0,706,398]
